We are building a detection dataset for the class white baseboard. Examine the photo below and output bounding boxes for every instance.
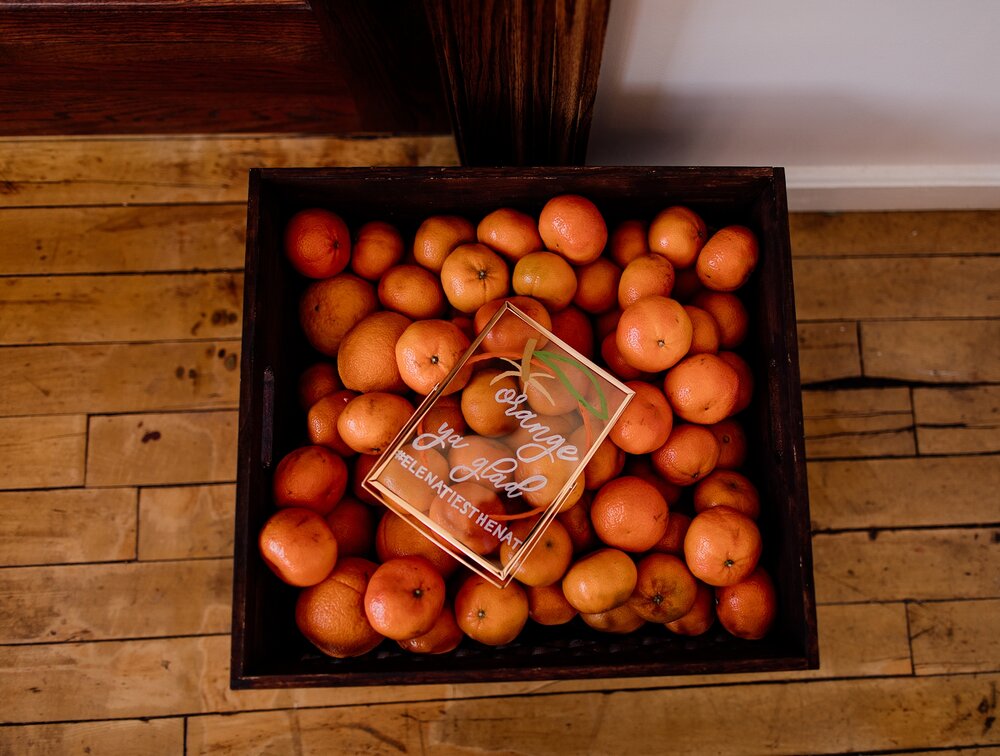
[785,165,1000,212]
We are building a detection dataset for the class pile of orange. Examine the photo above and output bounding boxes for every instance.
[259,198,777,659]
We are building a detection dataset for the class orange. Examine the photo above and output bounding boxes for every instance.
[351,220,404,280]
[608,380,673,454]
[461,368,520,437]
[422,394,467,437]
[447,435,512,480]
[413,215,476,273]
[648,206,707,269]
[719,351,754,414]
[580,603,646,634]
[298,362,341,410]
[299,274,377,356]
[715,566,777,640]
[556,494,598,554]
[665,580,716,636]
[683,305,721,355]
[307,389,359,457]
[337,311,411,393]
[616,296,693,372]
[395,319,472,395]
[273,445,348,515]
[454,575,530,647]
[440,243,510,314]
[709,419,748,469]
[609,219,650,268]
[477,207,544,261]
[590,476,669,552]
[398,602,464,654]
[429,481,506,556]
[517,457,584,512]
[363,556,446,641]
[672,268,704,303]
[692,292,749,349]
[696,225,759,292]
[684,506,762,586]
[594,308,622,342]
[284,208,351,279]
[550,305,595,358]
[379,444,451,513]
[600,332,644,381]
[627,553,698,622]
[580,432,625,491]
[377,264,447,320]
[351,453,381,505]
[561,548,638,613]
[617,254,676,309]
[474,296,552,353]
[376,509,460,577]
[324,496,376,557]
[295,556,383,658]
[500,517,573,587]
[525,357,590,416]
[573,258,621,314]
[694,469,760,519]
[258,507,338,587]
[622,455,683,506]
[526,584,578,625]
[336,393,415,455]
[663,353,739,424]
[651,424,720,486]
[451,315,476,341]
[538,194,607,265]
[502,411,576,455]
[511,251,578,312]
[651,511,691,555]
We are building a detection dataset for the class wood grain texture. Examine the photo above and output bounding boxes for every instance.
[0,205,245,275]
[0,718,183,756]
[803,387,916,459]
[813,528,1000,603]
[797,321,861,384]
[0,273,242,346]
[863,319,1000,383]
[138,484,235,560]
[789,210,1000,256]
[86,411,237,487]
[809,456,1000,530]
[0,135,459,206]
[914,386,1000,455]
[0,488,136,566]
[909,599,1000,675]
[793,257,1000,320]
[424,0,610,165]
[0,415,87,489]
[0,341,240,416]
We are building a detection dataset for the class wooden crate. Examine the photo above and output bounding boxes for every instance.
[231,167,818,688]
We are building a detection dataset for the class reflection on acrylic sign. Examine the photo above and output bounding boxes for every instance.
[364,303,634,586]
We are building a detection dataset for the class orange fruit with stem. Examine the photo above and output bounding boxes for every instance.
[376,509,460,577]
[324,496,376,557]
[581,603,646,634]
[474,296,552,353]
[477,207,544,261]
[377,264,447,320]
[284,208,351,279]
[694,469,760,519]
[440,243,510,314]
[719,351,754,414]
[648,206,707,269]
[526,584,578,625]
[663,353,740,425]
[413,215,475,273]
[307,389,359,457]
[562,548,638,614]
[610,219,649,268]
[651,423,720,486]
[364,556,446,641]
[398,602,464,654]
[608,380,674,454]
[665,580,716,636]
[696,225,759,292]
[550,305,595,358]
[538,194,607,265]
[395,319,472,395]
[591,476,669,552]
[684,505,762,586]
[693,291,749,349]
[429,481,506,556]
[258,507,338,587]
[709,419,748,469]
[454,574,530,646]
[715,566,777,640]
[627,553,698,622]
[651,511,691,555]
[351,220,403,280]
[336,393,415,456]
[512,251,578,312]
[616,296,693,372]
[299,274,377,356]
[295,556,383,658]
[500,517,573,587]
[683,305,721,355]
[298,362,341,410]
[337,311,411,393]
[618,254,676,309]
[273,445,348,515]
[573,258,621,314]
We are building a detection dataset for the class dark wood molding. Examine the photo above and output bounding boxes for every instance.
[423,0,611,166]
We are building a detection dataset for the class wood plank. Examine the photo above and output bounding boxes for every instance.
[0,205,245,275]
[789,210,1000,257]
[863,319,1000,383]
[0,559,231,644]
[813,528,1000,604]
[86,411,237,487]
[909,599,1000,675]
[0,273,243,346]
[0,718,183,756]
[809,456,1000,531]
[793,257,1000,320]
[0,488,136,566]
[138,484,235,560]
[797,321,861,384]
[0,134,458,206]
[0,415,86,490]
[915,386,1000,455]
[803,387,916,459]
[0,340,241,416]
[186,673,1000,755]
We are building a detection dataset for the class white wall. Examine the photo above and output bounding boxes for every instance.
[588,0,1000,210]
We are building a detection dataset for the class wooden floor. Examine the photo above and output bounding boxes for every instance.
[0,135,998,755]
